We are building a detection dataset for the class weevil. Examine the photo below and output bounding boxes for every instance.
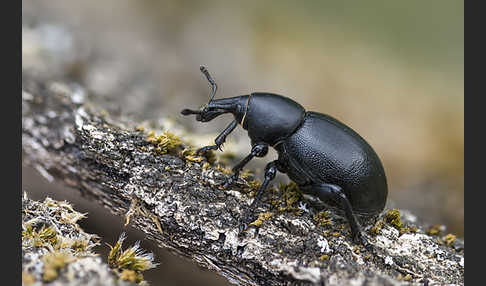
[182,66,388,244]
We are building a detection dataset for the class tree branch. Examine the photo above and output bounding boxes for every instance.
[22,73,464,286]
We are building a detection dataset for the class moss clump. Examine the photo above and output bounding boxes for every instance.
[23,224,58,248]
[247,179,262,192]
[181,148,204,164]
[319,254,329,261]
[384,209,412,235]
[408,225,419,233]
[443,233,457,245]
[41,250,75,282]
[120,269,144,284]
[147,130,182,154]
[384,209,402,229]
[249,212,273,227]
[22,272,36,286]
[107,232,157,283]
[215,164,233,175]
[314,211,332,227]
[426,224,444,236]
[370,220,385,236]
[275,182,303,212]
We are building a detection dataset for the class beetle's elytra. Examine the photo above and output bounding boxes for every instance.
[181,66,388,244]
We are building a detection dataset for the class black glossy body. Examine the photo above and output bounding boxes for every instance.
[242,93,387,215]
[182,68,388,243]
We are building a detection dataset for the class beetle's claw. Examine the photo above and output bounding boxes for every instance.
[238,214,254,234]
[238,221,249,233]
[354,232,375,253]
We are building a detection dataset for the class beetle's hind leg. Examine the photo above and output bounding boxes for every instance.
[310,183,369,246]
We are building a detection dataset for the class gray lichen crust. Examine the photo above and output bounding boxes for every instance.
[22,74,464,286]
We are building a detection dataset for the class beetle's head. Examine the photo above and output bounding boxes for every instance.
[181,66,229,122]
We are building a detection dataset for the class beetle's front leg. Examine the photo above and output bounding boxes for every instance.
[197,120,238,154]
[222,143,268,188]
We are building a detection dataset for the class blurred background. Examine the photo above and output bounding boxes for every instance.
[22,1,463,285]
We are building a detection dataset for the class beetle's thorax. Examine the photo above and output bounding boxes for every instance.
[242,93,306,146]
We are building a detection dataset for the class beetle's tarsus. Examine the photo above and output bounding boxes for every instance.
[238,219,250,234]
[238,212,257,234]
[197,145,218,154]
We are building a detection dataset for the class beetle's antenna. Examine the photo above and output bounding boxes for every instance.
[200,65,217,103]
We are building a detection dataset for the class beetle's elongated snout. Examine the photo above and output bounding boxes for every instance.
[181,107,225,122]
[181,108,200,116]
[181,108,205,122]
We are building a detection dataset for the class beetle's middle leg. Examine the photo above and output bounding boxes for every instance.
[221,143,268,188]
[239,160,277,233]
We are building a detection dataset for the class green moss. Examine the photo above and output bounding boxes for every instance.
[384,209,412,235]
[275,182,303,212]
[384,209,402,229]
[107,232,157,283]
[120,269,144,283]
[314,211,332,227]
[249,212,273,227]
[319,254,329,261]
[215,164,233,175]
[426,224,444,236]
[443,233,456,245]
[181,148,204,163]
[23,224,59,248]
[147,130,182,154]
[370,220,385,236]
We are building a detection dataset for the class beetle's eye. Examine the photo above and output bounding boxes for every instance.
[200,104,209,113]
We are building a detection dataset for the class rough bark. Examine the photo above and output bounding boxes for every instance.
[22,73,464,286]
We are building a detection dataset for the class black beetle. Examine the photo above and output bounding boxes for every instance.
[182,66,388,244]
